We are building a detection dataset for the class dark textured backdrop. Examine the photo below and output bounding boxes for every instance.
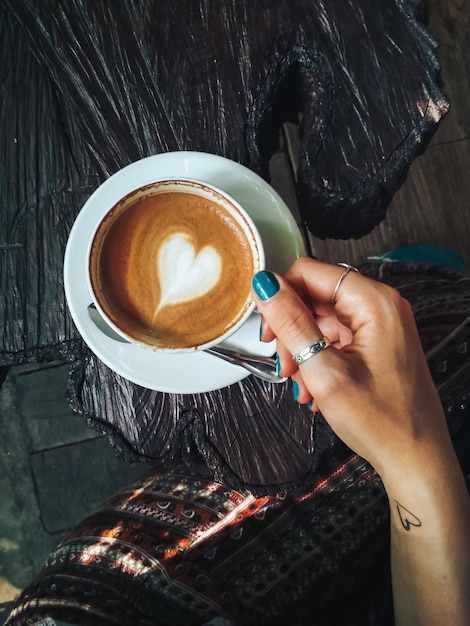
[0,0,452,492]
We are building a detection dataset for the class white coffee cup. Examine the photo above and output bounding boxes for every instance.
[88,179,265,352]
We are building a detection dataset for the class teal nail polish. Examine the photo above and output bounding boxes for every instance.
[259,319,263,341]
[252,271,280,301]
[292,379,299,401]
[307,401,313,411]
[275,353,281,376]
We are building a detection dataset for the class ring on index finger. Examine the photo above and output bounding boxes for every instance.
[330,263,359,305]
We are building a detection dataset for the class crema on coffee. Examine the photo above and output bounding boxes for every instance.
[89,181,262,350]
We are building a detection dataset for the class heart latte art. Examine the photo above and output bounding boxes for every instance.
[89,185,260,350]
[157,233,221,311]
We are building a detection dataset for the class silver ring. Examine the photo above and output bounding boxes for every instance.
[330,263,359,304]
[292,337,331,365]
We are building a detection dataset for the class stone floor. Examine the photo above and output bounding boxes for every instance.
[0,361,147,622]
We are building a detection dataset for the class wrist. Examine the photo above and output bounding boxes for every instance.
[378,436,468,533]
[370,407,456,492]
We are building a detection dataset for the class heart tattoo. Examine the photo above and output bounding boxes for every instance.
[394,500,422,531]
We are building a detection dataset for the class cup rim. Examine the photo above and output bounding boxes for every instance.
[87,177,265,352]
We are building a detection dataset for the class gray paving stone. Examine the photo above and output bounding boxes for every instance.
[0,361,148,605]
[14,362,101,451]
[0,371,61,591]
[31,438,146,532]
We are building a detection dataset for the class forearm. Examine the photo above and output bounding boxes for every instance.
[382,437,470,626]
[251,262,470,622]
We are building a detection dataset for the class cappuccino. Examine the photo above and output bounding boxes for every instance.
[89,180,263,350]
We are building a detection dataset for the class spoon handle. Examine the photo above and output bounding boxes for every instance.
[205,346,287,384]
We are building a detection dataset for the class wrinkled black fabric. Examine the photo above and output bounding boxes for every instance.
[0,1,455,493]
[0,0,448,356]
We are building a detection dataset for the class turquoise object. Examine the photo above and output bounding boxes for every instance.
[251,271,280,301]
[374,245,465,272]
[292,379,300,401]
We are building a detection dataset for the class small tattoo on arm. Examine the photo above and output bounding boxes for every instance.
[394,500,422,531]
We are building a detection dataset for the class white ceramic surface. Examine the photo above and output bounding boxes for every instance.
[64,151,305,393]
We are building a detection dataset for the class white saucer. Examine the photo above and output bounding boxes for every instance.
[64,151,305,393]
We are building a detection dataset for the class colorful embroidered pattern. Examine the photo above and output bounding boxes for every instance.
[6,459,388,625]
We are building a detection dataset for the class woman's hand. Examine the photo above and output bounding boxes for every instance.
[251,257,448,479]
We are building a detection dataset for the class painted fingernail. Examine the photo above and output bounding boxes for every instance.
[292,379,299,401]
[307,401,313,411]
[251,271,280,301]
[275,353,282,376]
[259,319,264,341]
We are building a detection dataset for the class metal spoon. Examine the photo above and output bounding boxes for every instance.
[87,304,287,384]
[205,346,286,384]
[87,303,131,343]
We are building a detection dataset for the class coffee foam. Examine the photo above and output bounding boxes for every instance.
[90,186,258,349]
[156,233,222,311]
